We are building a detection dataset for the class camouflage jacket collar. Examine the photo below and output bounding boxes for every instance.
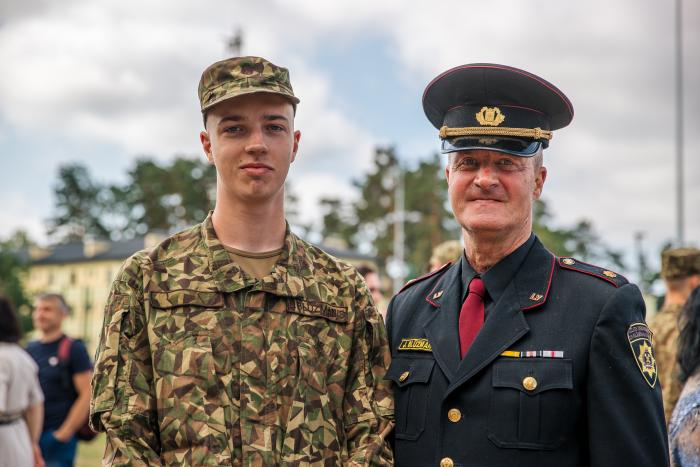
[202,212,306,297]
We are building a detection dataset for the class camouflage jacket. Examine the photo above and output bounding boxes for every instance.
[649,302,684,425]
[90,214,394,466]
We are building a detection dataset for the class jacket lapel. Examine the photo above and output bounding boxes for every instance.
[446,238,555,397]
[423,258,463,381]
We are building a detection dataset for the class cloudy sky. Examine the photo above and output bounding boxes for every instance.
[0,0,698,276]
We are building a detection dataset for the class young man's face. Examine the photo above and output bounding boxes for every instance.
[200,92,300,206]
[32,298,66,334]
[445,149,546,239]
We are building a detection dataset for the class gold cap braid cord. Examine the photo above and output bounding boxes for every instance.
[439,126,553,141]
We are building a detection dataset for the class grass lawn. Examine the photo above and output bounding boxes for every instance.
[75,433,105,467]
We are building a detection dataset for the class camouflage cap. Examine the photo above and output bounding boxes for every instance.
[430,240,463,267]
[661,247,700,280]
[198,56,300,112]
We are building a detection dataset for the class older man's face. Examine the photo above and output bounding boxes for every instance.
[445,150,546,240]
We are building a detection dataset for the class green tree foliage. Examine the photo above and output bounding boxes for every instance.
[111,157,216,237]
[403,154,459,276]
[319,197,356,249]
[321,147,460,276]
[533,199,625,270]
[47,164,110,241]
[0,231,33,333]
[353,147,400,261]
[48,157,216,241]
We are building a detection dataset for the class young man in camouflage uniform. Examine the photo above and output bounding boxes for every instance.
[90,56,394,466]
[648,247,700,424]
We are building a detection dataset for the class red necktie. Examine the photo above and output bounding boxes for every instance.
[459,277,485,358]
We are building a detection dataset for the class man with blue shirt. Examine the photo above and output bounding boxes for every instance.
[27,293,92,467]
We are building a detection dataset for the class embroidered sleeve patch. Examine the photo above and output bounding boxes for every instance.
[627,323,657,388]
[398,338,433,352]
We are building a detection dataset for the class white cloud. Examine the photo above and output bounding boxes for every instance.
[0,0,697,273]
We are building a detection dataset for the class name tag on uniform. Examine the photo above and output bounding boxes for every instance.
[398,338,433,352]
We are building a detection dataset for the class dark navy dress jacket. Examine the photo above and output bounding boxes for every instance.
[385,236,669,467]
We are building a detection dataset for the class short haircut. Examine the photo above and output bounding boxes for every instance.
[357,264,378,278]
[0,295,22,343]
[36,293,70,314]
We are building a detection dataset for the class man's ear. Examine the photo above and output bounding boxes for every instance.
[290,130,301,163]
[533,166,547,199]
[200,130,214,164]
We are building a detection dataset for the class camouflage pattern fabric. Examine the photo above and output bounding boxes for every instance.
[649,302,684,425]
[198,56,300,113]
[90,213,394,466]
[661,248,700,280]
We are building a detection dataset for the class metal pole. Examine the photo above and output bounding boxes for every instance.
[675,0,685,246]
[393,166,406,293]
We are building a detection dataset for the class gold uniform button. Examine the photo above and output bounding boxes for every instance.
[440,458,454,467]
[603,270,617,278]
[447,408,462,423]
[523,376,538,391]
[399,371,410,382]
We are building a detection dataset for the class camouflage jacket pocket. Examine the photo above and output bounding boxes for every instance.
[149,291,231,464]
[154,332,231,463]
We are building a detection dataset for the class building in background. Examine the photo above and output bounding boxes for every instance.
[23,235,164,353]
[23,235,375,354]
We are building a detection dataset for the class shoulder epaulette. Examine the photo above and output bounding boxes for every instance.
[557,257,628,287]
[398,262,451,294]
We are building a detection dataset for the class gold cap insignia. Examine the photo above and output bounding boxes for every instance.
[478,137,499,145]
[562,258,575,265]
[475,106,505,126]
[603,270,617,278]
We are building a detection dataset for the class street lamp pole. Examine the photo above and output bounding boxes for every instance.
[675,0,685,246]
[392,165,406,293]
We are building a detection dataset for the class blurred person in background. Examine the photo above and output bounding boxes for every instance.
[26,294,92,467]
[0,296,45,467]
[649,248,700,424]
[358,264,387,320]
[429,240,463,272]
[669,286,700,466]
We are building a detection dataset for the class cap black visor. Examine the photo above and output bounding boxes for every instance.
[441,136,542,157]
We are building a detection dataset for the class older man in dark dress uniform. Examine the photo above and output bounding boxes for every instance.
[385,63,669,467]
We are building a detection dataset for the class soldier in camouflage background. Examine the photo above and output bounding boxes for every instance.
[89,56,394,466]
[649,248,700,424]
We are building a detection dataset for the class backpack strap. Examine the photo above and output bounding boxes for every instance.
[57,336,75,392]
[58,335,73,365]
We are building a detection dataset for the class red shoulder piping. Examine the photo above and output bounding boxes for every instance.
[522,254,555,311]
[398,262,451,295]
[557,257,625,288]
